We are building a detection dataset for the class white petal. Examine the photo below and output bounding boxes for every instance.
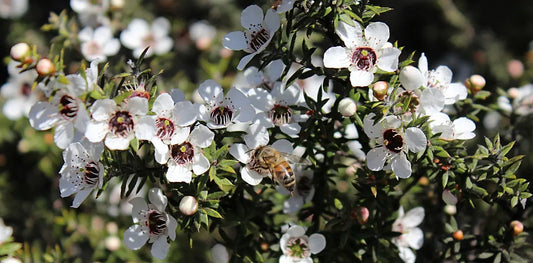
[366,147,387,171]
[129,197,148,223]
[241,5,264,31]
[398,246,416,263]
[103,39,120,56]
[148,188,168,211]
[404,227,424,250]
[335,21,362,48]
[308,233,326,254]
[391,153,412,179]
[399,66,424,91]
[123,224,149,250]
[265,59,284,82]
[29,102,59,130]
[240,167,264,185]
[350,70,374,87]
[365,22,390,49]
[237,53,256,71]
[151,236,170,259]
[405,127,427,153]
[192,153,210,175]
[152,17,171,38]
[402,207,425,228]
[54,123,74,149]
[420,88,445,114]
[323,46,350,69]
[105,134,132,150]
[170,126,191,145]
[78,27,93,42]
[152,93,174,114]
[127,97,148,115]
[170,89,185,102]
[198,79,223,104]
[377,47,401,72]
[243,123,269,149]
[280,123,301,137]
[71,188,93,208]
[90,99,116,121]
[283,195,304,214]
[85,121,108,143]
[272,139,293,154]
[287,225,306,237]
[166,164,192,183]
[222,31,247,51]
[135,116,156,141]
[173,101,197,126]
[190,125,215,148]
[443,83,468,104]
[229,143,251,164]
[211,244,229,263]
[167,215,177,240]
[264,9,280,32]
[453,117,476,140]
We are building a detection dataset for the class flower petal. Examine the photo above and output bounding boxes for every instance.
[241,5,263,31]
[190,125,215,148]
[222,31,247,51]
[398,246,416,263]
[405,127,427,153]
[198,79,223,104]
[148,188,168,211]
[151,235,170,259]
[309,233,326,254]
[167,214,177,240]
[377,47,401,72]
[237,53,256,71]
[192,153,210,175]
[402,207,425,228]
[54,123,74,149]
[123,224,149,250]
[391,153,412,179]
[287,225,306,238]
[335,21,362,48]
[350,70,374,87]
[71,188,92,208]
[166,164,192,183]
[399,66,425,91]
[366,147,387,171]
[404,227,424,250]
[229,143,251,163]
[129,197,148,223]
[264,9,280,32]
[29,101,59,130]
[365,22,390,49]
[240,167,264,185]
[85,121,108,143]
[173,101,198,126]
[323,46,350,69]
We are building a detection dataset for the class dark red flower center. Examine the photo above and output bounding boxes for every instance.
[352,47,377,71]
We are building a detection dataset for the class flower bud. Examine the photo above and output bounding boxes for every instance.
[36,58,56,76]
[510,220,524,236]
[465,74,486,94]
[372,81,388,101]
[507,59,524,78]
[338,97,356,117]
[350,206,369,225]
[444,204,457,215]
[10,42,31,63]
[453,230,464,240]
[179,196,198,216]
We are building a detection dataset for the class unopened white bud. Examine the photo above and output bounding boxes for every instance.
[444,204,457,215]
[338,97,356,117]
[36,58,56,76]
[10,43,31,63]
[179,196,198,216]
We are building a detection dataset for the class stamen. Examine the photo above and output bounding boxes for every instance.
[59,95,79,120]
[268,104,292,125]
[170,142,194,165]
[351,47,377,71]
[147,210,167,236]
[108,111,135,137]
[210,106,233,126]
[83,161,100,186]
[155,117,175,141]
[249,28,270,51]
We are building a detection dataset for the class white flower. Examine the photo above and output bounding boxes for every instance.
[124,188,177,259]
[197,79,255,130]
[159,124,214,183]
[78,26,120,62]
[498,84,533,115]
[244,59,284,90]
[223,5,280,70]
[85,97,148,150]
[248,84,304,137]
[135,92,198,162]
[392,206,425,263]
[294,73,336,114]
[189,20,217,50]
[70,0,110,27]
[323,21,401,87]
[211,243,229,263]
[364,113,427,179]
[0,0,28,19]
[429,113,476,140]
[0,258,22,263]
[283,169,314,214]
[279,225,326,263]
[0,218,13,244]
[59,141,105,208]
[120,17,173,58]
[29,75,91,149]
[417,53,467,105]
[1,61,38,120]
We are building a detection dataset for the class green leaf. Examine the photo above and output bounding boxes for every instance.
[334,198,343,210]
[0,242,22,255]
[511,196,518,208]
[442,172,449,187]
[214,176,235,192]
[202,207,223,219]
[465,177,473,189]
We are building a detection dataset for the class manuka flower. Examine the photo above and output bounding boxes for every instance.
[85,97,148,150]
[392,206,425,263]
[429,113,476,141]
[70,0,110,27]
[158,124,214,183]
[244,59,284,91]
[78,26,120,62]
[120,17,174,58]
[124,188,177,259]
[323,21,401,87]
[279,225,326,263]
[197,79,255,130]
[364,113,427,179]
[29,75,90,149]
[223,5,280,70]
[59,141,105,208]
[1,61,39,120]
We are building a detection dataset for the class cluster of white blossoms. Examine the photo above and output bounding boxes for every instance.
[0,0,491,261]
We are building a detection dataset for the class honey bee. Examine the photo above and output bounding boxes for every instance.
[247,145,310,194]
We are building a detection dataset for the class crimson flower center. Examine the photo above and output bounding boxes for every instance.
[249,28,270,51]
[59,95,79,120]
[83,161,100,186]
[352,47,377,71]
[147,210,167,236]
[268,104,292,125]
[108,111,135,137]
[383,129,403,153]
[210,106,233,126]
[170,142,194,165]
[21,82,32,97]
[155,117,175,141]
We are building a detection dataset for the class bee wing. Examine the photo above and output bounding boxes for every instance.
[279,152,311,165]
